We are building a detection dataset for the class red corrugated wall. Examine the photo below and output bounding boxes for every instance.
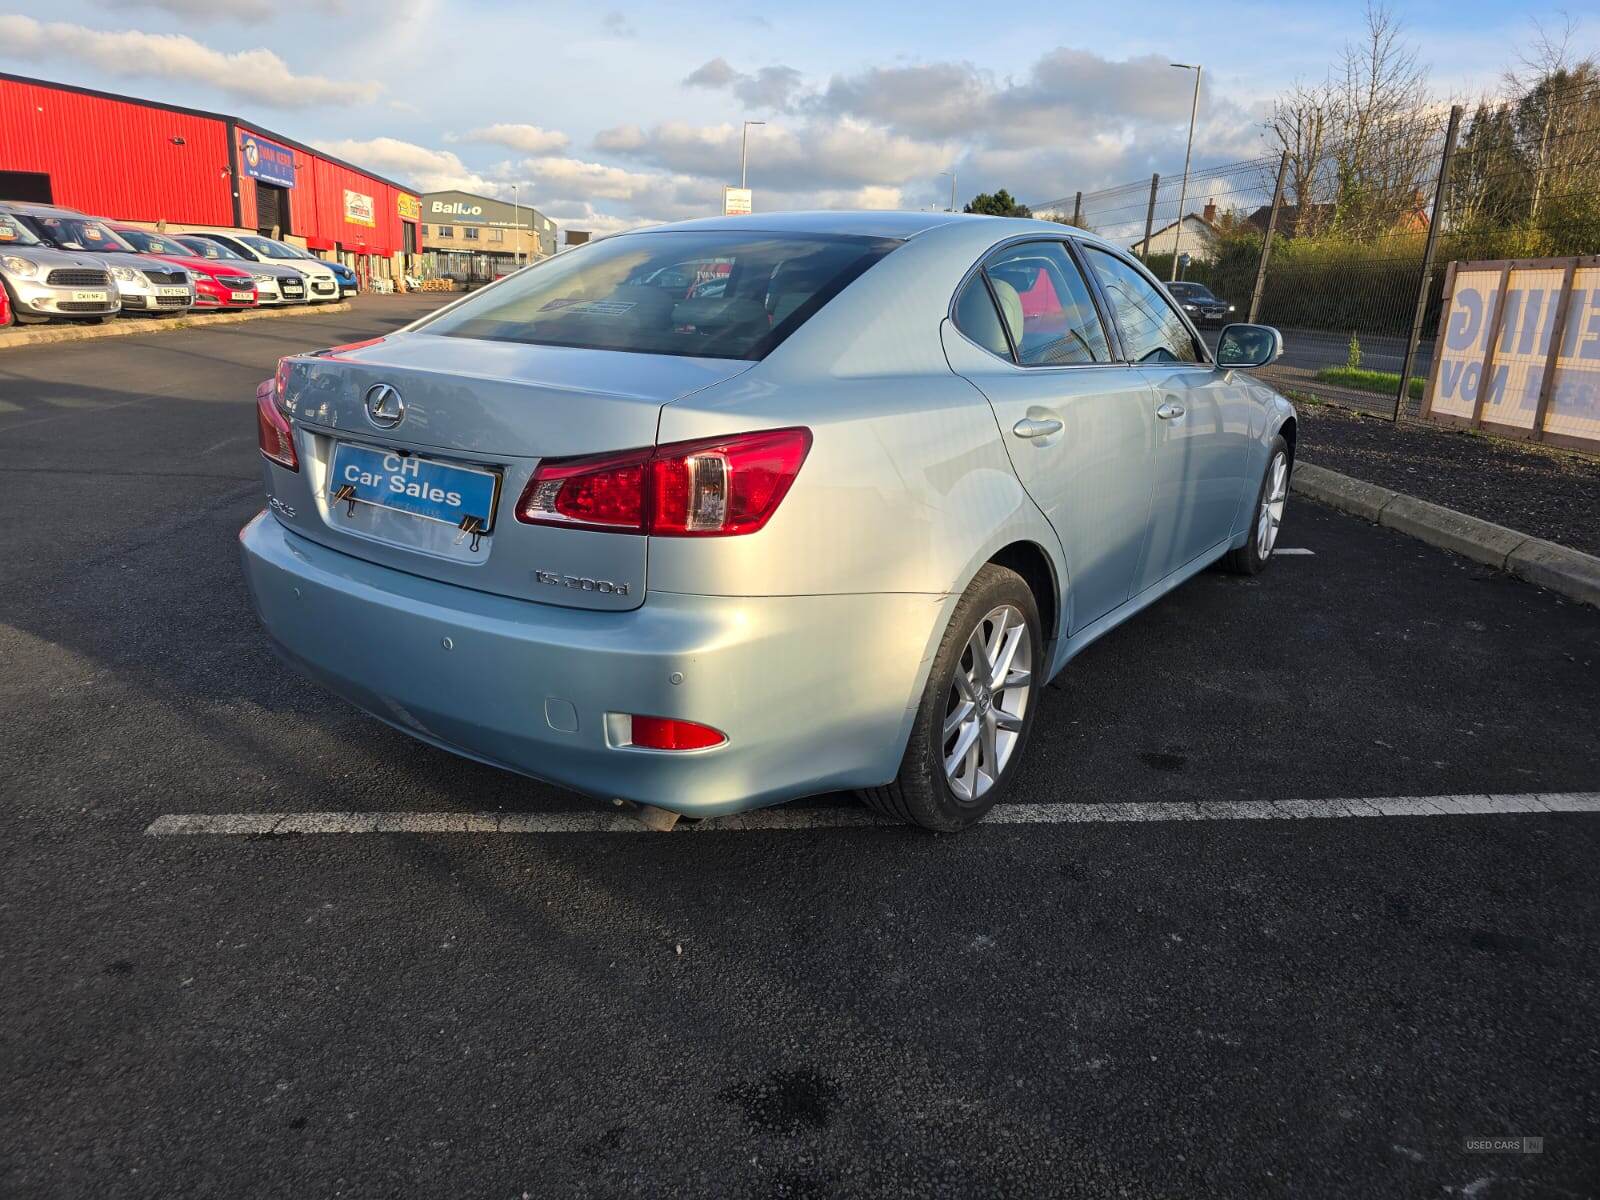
[0,79,418,259]
[0,77,234,224]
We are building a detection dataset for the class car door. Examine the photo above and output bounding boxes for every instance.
[1081,246,1251,592]
[941,239,1160,633]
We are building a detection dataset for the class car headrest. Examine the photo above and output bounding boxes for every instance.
[988,278,1024,346]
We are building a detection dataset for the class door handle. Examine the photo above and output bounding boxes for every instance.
[1012,417,1063,439]
[1156,401,1186,420]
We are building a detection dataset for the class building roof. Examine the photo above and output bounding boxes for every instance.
[0,71,418,196]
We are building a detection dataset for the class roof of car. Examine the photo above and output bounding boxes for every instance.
[0,202,85,218]
[629,210,1115,243]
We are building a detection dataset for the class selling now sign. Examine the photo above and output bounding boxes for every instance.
[1424,255,1600,451]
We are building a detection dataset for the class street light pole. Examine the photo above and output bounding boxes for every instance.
[740,120,765,190]
[1169,62,1201,283]
[939,170,957,212]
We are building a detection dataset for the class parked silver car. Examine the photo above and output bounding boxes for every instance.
[0,208,119,324]
[241,212,1296,830]
[3,203,194,317]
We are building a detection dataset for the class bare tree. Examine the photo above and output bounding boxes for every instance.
[1261,4,1444,239]
[1506,16,1599,225]
[1328,3,1436,235]
[1264,80,1336,234]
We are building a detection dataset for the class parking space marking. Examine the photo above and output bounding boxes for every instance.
[144,793,1600,837]
[1275,548,1316,555]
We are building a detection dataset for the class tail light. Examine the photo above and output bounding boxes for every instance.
[257,377,298,471]
[516,427,811,537]
[627,715,726,751]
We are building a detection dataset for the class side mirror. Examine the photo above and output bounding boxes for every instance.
[1215,323,1283,369]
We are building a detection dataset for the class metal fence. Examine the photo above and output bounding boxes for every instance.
[1032,73,1600,420]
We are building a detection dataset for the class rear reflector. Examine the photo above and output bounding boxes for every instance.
[516,427,811,537]
[628,715,726,751]
[256,379,298,471]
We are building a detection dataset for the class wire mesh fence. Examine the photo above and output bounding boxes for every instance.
[1032,73,1600,421]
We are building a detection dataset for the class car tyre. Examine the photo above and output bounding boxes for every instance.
[860,563,1042,832]
[1225,433,1290,575]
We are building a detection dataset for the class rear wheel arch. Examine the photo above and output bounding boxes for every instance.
[986,540,1060,648]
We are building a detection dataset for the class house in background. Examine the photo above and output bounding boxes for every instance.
[1245,191,1430,239]
[1127,199,1222,262]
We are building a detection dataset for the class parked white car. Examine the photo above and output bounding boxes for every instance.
[193,233,340,303]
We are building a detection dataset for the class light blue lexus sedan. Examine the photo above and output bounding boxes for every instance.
[242,212,1295,831]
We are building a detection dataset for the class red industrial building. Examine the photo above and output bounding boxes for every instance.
[0,72,421,284]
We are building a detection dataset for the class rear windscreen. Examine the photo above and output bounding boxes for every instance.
[416,230,900,360]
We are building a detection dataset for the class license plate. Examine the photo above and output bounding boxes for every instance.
[157,286,188,298]
[329,443,500,530]
[231,290,254,302]
[71,290,107,302]
[284,284,303,293]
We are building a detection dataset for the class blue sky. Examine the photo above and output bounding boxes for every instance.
[0,0,1578,234]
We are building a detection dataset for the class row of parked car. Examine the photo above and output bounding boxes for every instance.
[0,201,360,328]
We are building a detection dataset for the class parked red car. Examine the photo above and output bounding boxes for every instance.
[110,226,259,311]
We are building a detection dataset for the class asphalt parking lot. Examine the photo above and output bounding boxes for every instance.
[3,298,1598,1198]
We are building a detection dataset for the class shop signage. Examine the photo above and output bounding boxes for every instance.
[398,194,421,222]
[239,132,296,189]
[344,189,376,228]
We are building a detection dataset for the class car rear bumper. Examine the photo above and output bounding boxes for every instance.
[239,513,942,814]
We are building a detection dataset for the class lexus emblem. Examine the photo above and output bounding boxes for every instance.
[364,383,405,429]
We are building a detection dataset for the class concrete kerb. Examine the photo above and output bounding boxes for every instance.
[0,301,353,350]
[1290,461,1600,609]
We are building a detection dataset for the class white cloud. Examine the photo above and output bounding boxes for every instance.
[450,123,570,155]
[312,137,496,194]
[683,57,804,111]
[94,0,273,20]
[0,15,381,108]
[593,118,952,193]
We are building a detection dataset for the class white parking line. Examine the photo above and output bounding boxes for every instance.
[144,792,1600,836]
[1275,547,1316,555]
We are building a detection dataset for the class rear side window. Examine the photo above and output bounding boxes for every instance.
[952,241,1112,366]
[1084,247,1202,364]
[417,230,899,361]
[953,274,1011,358]
[983,242,1110,366]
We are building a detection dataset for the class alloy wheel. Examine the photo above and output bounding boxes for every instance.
[943,603,1033,803]
[1256,450,1288,560]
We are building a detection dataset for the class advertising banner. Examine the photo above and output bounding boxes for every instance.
[238,132,296,189]
[1423,256,1600,452]
[344,189,376,228]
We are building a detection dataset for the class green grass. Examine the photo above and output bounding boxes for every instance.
[1314,365,1426,400]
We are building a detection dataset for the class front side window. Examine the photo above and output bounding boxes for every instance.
[1085,247,1201,364]
[418,230,899,361]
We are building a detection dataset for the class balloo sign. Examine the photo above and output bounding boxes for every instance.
[1423,256,1600,451]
